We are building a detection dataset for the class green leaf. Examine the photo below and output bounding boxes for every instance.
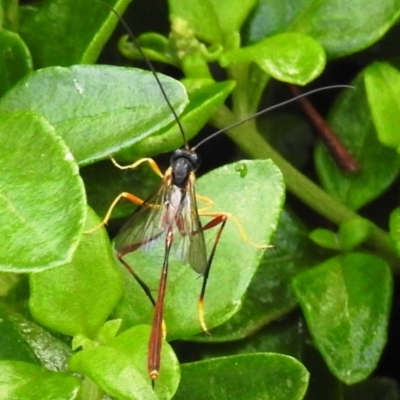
[169,0,256,44]
[309,220,371,252]
[174,353,309,400]
[117,80,236,161]
[114,160,284,338]
[220,33,326,85]
[0,360,81,400]
[0,303,39,365]
[0,30,32,96]
[192,209,326,342]
[364,62,400,149]
[389,208,400,258]
[0,302,72,371]
[293,253,392,384]
[19,0,131,67]
[337,218,372,251]
[309,229,340,251]
[0,65,188,165]
[69,325,180,400]
[245,0,400,58]
[1,1,19,31]
[119,33,177,66]
[315,74,400,210]
[0,112,86,271]
[29,207,123,338]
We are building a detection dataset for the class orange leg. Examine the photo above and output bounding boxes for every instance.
[86,157,165,233]
[196,211,273,334]
[85,192,146,233]
[111,157,164,178]
[201,211,273,250]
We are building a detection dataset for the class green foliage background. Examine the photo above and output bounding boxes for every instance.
[0,0,399,399]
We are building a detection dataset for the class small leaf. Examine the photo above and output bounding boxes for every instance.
[19,0,132,66]
[389,208,400,258]
[293,253,392,384]
[0,112,86,271]
[220,32,326,85]
[0,304,72,372]
[119,33,177,66]
[169,0,256,44]
[309,229,340,251]
[29,207,123,338]
[174,353,309,400]
[169,0,222,44]
[0,302,39,365]
[338,218,372,251]
[114,160,285,339]
[0,65,188,165]
[315,74,400,210]
[69,325,180,400]
[364,62,400,149]
[0,360,81,400]
[0,30,32,96]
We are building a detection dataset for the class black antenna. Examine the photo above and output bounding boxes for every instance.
[192,85,353,150]
[102,1,188,146]
[102,2,353,155]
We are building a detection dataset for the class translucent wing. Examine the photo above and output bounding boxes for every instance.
[114,181,170,256]
[115,171,207,274]
[174,173,207,274]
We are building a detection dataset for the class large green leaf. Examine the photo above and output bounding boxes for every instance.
[315,74,400,210]
[174,353,309,400]
[0,65,188,165]
[113,160,284,340]
[69,325,180,400]
[0,112,86,271]
[19,0,131,67]
[293,253,392,384]
[0,361,81,400]
[245,0,400,58]
[29,207,123,338]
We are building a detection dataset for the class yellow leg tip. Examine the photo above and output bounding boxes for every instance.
[84,222,106,234]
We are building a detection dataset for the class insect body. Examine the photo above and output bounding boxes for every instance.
[99,146,230,381]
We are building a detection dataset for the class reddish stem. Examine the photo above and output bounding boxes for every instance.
[287,83,360,173]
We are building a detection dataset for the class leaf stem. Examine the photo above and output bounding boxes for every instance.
[210,105,400,272]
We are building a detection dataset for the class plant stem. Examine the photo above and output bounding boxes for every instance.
[210,105,400,272]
